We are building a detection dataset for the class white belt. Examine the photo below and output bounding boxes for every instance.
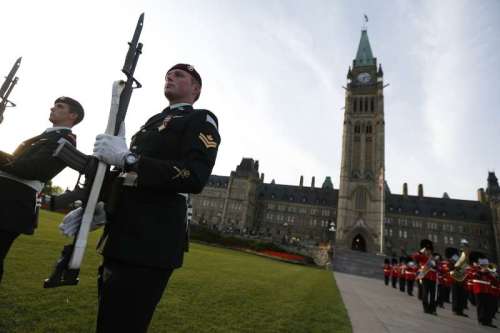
[0,171,44,193]
[472,279,491,285]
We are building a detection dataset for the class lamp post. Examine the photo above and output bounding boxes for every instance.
[328,221,336,246]
[282,222,289,244]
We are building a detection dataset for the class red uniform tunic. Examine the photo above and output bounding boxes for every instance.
[465,266,480,293]
[438,260,452,287]
[392,264,400,279]
[405,264,417,281]
[384,264,392,277]
[470,269,497,295]
[412,252,437,281]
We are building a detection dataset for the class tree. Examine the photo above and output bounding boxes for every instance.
[42,180,64,196]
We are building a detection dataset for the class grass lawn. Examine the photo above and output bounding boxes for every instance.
[0,210,351,333]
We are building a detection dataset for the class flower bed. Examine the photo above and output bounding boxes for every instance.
[259,249,307,262]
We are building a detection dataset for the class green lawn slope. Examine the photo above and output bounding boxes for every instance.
[0,210,351,333]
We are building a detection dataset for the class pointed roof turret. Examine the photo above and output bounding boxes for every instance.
[322,176,334,190]
[354,29,376,67]
[487,171,499,196]
[347,66,352,79]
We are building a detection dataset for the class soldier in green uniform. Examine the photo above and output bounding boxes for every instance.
[0,97,84,284]
[92,64,220,333]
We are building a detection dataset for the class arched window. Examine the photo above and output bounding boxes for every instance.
[371,97,375,112]
[353,98,357,112]
[364,98,368,112]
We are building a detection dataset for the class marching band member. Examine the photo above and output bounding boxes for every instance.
[405,259,417,296]
[391,257,399,289]
[470,258,497,327]
[399,256,407,293]
[383,258,391,286]
[441,257,453,305]
[413,240,438,315]
[451,239,470,317]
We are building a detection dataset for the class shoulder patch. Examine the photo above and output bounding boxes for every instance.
[206,114,218,130]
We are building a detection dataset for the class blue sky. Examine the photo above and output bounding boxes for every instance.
[0,0,499,200]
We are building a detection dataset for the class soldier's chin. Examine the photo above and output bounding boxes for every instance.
[164,90,176,101]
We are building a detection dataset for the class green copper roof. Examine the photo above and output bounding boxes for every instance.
[322,176,334,190]
[354,29,375,67]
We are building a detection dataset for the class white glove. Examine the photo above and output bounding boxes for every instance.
[59,202,108,237]
[93,134,129,167]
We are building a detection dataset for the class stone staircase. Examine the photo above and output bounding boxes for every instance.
[332,247,386,280]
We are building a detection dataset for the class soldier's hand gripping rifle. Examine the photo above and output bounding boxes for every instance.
[0,57,22,124]
[44,13,144,288]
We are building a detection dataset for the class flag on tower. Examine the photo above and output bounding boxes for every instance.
[364,14,369,22]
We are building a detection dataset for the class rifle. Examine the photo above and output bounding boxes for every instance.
[44,13,144,288]
[0,57,22,124]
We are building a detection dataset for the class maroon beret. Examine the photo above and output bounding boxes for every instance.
[167,63,202,86]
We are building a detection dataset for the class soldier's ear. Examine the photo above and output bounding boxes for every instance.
[192,83,201,102]
[69,111,78,125]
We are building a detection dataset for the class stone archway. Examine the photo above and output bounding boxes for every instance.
[351,234,367,252]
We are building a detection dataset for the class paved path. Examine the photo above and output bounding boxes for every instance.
[334,272,498,333]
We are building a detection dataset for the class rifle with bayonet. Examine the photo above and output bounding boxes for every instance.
[44,13,144,288]
[0,57,22,124]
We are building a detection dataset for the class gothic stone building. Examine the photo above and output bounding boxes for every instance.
[191,28,500,261]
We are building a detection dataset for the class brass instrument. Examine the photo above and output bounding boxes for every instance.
[450,251,469,282]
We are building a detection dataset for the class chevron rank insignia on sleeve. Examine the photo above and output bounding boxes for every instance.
[198,133,217,149]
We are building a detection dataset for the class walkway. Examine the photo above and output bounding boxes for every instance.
[334,272,498,333]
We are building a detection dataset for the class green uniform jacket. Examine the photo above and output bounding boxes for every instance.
[0,129,76,234]
[101,105,220,269]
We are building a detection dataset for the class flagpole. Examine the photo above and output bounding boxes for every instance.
[380,167,384,254]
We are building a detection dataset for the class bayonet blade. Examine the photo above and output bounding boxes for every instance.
[122,13,144,76]
[0,57,21,98]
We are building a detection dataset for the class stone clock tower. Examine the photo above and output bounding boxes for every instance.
[335,28,385,253]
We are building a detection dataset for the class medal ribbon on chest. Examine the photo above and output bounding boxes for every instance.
[158,115,173,131]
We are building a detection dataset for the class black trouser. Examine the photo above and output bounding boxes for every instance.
[0,230,20,284]
[422,279,437,313]
[437,284,446,307]
[384,275,389,286]
[443,285,451,303]
[451,281,467,314]
[399,277,406,292]
[417,281,423,300]
[476,293,495,325]
[407,279,414,296]
[391,275,397,288]
[467,290,475,306]
[96,258,174,333]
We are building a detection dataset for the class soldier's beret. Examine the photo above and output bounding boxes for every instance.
[55,96,84,123]
[167,63,202,86]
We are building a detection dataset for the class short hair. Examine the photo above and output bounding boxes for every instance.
[55,96,84,125]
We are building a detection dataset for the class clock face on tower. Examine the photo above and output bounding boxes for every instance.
[357,72,371,84]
